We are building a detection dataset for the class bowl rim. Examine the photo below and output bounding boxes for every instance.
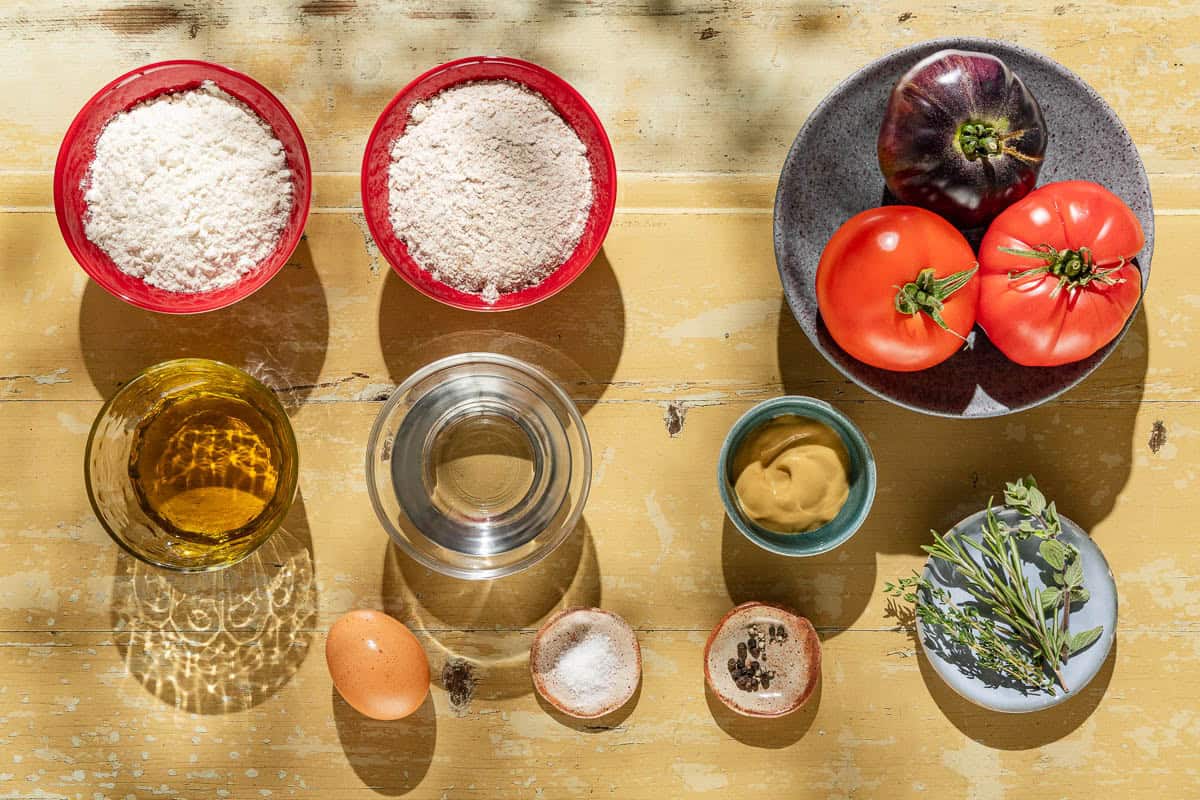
[53,58,313,315]
[529,606,642,719]
[359,55,617,312]
[718,396,877,557]
[83,357,300,572]
[702,600,822,718]
[365,351,592,580]
[772,36,1154,418]
[915,505,1118,712]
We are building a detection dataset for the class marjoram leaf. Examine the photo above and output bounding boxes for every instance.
[1063,557,1084,587]
[1027,486,1047,516]
[1070,587,1090,605]
[1040,586,1063,611]
[1040,538,1068,570]
[1004,480,1028,505]
[1068,626,1103,654]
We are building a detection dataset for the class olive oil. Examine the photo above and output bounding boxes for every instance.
[129,389,283,544]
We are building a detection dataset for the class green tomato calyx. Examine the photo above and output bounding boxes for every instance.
[1001,244,1127,296]
[894,265,978,339]
[958,122,1002,160]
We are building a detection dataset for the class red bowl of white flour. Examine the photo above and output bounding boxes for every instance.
[54,60,312,314]
[361,56,617,312]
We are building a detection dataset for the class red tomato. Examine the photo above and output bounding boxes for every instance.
[816,206,979,372]
[977,181,1144,367]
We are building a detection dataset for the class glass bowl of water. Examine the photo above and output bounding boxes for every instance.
[366,353,591,580]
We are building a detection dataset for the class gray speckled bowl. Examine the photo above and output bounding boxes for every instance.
[918,507,1117,713]
[774,37,1154,418]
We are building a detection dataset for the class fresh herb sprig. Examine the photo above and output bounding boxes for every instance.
[1001,477,1096,654]
[885,477,1103,695]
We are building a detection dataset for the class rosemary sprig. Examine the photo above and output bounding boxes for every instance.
[885,477,1103,695]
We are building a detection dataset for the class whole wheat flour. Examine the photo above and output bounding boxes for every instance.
[83,80,294,294]
[386,80,593,304]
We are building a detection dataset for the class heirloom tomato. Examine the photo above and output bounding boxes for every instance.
[878,49,1046,229]
[816,206,979,372]
[978,181,1144,367]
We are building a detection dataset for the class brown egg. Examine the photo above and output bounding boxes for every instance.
[326,609,430,720]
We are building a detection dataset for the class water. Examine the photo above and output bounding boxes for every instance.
[389,372,572,556]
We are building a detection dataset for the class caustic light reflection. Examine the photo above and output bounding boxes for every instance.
[111,529,316,714]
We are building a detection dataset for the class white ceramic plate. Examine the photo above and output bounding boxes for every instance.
[917,507,1117,713]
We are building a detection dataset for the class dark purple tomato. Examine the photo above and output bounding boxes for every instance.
[877,49,1047,229]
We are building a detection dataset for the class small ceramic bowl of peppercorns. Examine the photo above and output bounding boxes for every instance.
[703,601,821,717]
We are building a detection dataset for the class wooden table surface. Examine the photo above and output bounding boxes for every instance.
[2,2,1198,798]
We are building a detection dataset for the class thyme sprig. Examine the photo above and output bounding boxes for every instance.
[885,477,1103,695]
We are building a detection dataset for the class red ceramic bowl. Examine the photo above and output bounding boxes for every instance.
[361,56,617,312]
[54,60,312,315]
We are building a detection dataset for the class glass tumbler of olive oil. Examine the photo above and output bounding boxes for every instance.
[86,359,299,571]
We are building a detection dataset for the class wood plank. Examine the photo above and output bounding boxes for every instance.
[3,2,1199,797]
[0,209,1188,405]
[0,399,1193,638]
[1,2,1199,176]
[0,628,1192,798]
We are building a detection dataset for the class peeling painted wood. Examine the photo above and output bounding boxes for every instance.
[0,629,1195,798]
[1,1,1198,797]
[0,207,1191,406]
[2,2,1200,174]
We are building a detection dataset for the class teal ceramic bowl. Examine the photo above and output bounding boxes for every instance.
[718,396,876,557]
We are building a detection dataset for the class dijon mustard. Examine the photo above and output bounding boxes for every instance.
[731,415,851,533]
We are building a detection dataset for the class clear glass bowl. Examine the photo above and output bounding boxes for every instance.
[367,353,591,580]
[85,359,299,571]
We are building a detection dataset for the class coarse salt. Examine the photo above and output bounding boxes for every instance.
[83,80,294,294]
[551,633,621,709]
[386,80,594,304]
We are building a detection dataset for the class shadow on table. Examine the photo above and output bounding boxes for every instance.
[377,249,624,413]
[381,516,601,703]
[332,688,437,797]
[78,238,328,409]
[770,294,1140,747]
[918,632,1118,750]
[519,1,833,167]
[109,493,318,714]
[721,516,875,637]
[885,585,1116,749]
[704,671,821,748]
[776,302,1151,549]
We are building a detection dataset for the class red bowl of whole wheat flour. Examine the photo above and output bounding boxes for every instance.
[361,56,617,312]
[54,60,312,314]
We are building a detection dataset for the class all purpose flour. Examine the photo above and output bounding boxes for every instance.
[83,81,293,294]
[387,80,594,304]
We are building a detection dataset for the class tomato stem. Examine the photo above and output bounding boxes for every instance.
[893,265,978,339]
[958,122,1001,160]
[1000,244,1126,297]
[957,122,1044,166]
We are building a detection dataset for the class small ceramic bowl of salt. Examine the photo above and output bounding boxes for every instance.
[530,607,641,719]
